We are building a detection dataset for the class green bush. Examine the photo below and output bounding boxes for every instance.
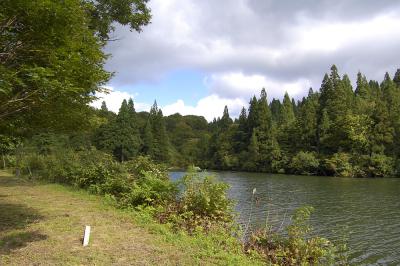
[246,206,338,265]
[289,151,319,175]
[120,171,178,207]
[367,153,394,177]
[323,153,353,177]
[180,173,233,222]
[124,156,168,180]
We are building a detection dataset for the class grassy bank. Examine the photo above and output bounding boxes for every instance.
[0,170,261,265]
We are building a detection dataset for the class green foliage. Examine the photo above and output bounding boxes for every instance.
[247,206,338,265]
[83,0,151,41]
[94,98,141,161]
[180,173,233,222]
[323,153,354,177]
[124,155,168,179]
[0,0,109,132]
[367,153,394,177]
[0,0,150,134]
[290,151,319,175]
[121,171,178,207]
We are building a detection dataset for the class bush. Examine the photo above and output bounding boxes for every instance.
[120,171,178,207]
[124,156,168,180]
[323,153,353,177]
[155,172,235,234]
[352,153,394,178]
[246,206,337,265]
[180,173,233,222]
[289,151,319,175]
[368,153,394,177]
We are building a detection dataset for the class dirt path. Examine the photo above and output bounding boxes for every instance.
[0,171,190,265]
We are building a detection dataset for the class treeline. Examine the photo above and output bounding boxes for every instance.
[203,66,400,177]
[93,65,400,177]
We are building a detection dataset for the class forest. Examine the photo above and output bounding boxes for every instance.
[90,65,400,178]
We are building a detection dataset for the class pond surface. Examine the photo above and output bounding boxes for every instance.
[170,171,400,265]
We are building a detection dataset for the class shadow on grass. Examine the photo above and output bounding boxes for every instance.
[0,231,48,255]
[0,202,46,254]
[0,175,35,187]
[0,202,44,233]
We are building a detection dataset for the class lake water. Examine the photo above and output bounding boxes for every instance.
[170,171,400,265]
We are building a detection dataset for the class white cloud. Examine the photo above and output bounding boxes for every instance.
[162,94,246,121]
[291,12,400,53]
[206,72,312,100]
[100,1,400,120]
[90,86,150,113]
[105,0,400,93]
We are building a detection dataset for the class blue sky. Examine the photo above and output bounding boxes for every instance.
[91,0,400,121]
[123,70,207,107]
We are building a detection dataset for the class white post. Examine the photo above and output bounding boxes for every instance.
[83,225,91,247]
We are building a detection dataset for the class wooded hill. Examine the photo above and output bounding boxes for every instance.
[93,65,400,177]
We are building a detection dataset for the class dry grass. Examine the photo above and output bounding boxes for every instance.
[0,170,194,265]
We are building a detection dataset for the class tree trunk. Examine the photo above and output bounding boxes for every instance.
[15,145,21,177]
[2,153,5,169]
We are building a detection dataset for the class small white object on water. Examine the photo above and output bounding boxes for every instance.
[83,225,91,246]
[252,188,257,195]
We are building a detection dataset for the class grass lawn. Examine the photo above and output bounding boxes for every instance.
[0,170,262,265]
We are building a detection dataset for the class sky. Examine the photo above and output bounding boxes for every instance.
[91,0,400,121]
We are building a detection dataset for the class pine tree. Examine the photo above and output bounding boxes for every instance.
[318,65,355,153]
[277,92,296,154]
[233,107,248,153]
[280,92,295,126]
[270,98,281,123]
[113,99,141,161]
[247,89,277,171]
[147,101,170,162]
[142,119,154,156]
[381,73,400,156]
[245,130,260,171]
[220,105,233,130]
[295,88,319,151]
[247,95,259,134]
[394,69,400,88]
[101,101,108,112]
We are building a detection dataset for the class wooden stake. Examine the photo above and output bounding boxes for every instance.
[83,225,91,246]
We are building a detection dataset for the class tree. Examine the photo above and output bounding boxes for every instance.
[381,73,400,157]
[276,92,296,156]
[147,102,170,162]
[394,69,400,88]
[220,106,233,130]
[295,88,319,151]
[0,0,150,134]
[142,119,154,156]
[94,99,141,161]
[83,0,151,41]
[270,98,281,123]
[233,107,248,153]
[318,66,355,153]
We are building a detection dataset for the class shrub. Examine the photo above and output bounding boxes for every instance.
[180,173,233,222]
[289,151,319,175]
[246,206,337,265]
[154,172,236,234]
[323,153,353,177]
[352,153,394,178]
[124,156,168,180]
[120,171,178,207]
[367,153,394,177]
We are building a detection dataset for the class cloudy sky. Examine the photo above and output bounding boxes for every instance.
[91,0,400,121]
